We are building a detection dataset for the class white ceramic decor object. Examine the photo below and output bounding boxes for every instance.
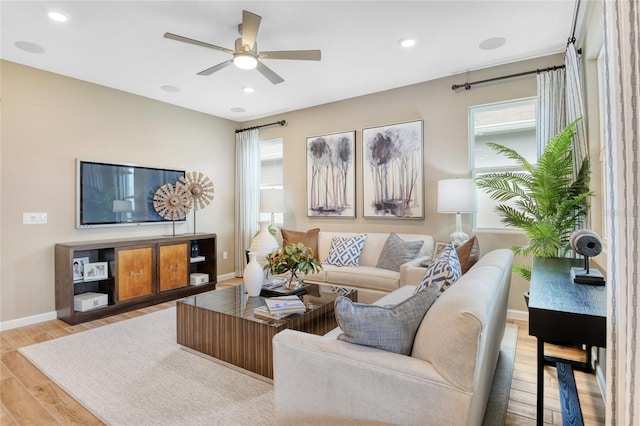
[243,252,264,296]
[249,220,279,266]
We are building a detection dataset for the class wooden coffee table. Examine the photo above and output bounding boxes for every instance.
[176,283,356,379]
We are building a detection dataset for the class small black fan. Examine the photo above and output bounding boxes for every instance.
[569,229,605,285]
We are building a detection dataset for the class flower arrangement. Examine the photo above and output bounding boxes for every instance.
[264,243,322,288]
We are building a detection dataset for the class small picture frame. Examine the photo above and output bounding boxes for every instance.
[433,241,449,258]
[72,257,90,282]
[83,261,109,282]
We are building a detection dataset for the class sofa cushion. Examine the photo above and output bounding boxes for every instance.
[411,250,513,391]
[414,244,462,294]
[375,233,424,272]
[281,228,320,260]
[335,283,439,355]
[323,265,400,292]
[456,236,480,274]
[325,234,367,266]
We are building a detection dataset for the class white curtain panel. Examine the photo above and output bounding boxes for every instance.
[565,42,589,179]
[234,128,261,277]
[536,67,566,154]
[603,1,640,425]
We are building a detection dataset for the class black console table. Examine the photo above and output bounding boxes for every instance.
[528,257,606,426]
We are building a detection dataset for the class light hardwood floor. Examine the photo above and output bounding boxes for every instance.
[1,279,605,425]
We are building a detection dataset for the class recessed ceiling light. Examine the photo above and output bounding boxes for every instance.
[243,87,255,93]
[160,85,180,93]
[231,107,246,113]
[399,38,416,48]
[48,11,69,22]
[14,41,45,54]
[479,37,506,50]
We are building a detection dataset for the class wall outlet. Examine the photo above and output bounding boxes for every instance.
[223,251,228,260]
[23,212,47,224]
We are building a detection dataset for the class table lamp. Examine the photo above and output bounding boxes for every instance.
[260,188,285,227]
[437,179,476,246]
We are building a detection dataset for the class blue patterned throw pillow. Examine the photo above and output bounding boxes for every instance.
[325,234,367,266]
[414,243,462,295]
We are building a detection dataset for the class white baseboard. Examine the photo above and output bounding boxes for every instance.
[596,363,606,402]
[217,272,237,282]
[1,273,238,331]
[507,308,529,322]
[0,310,57,332]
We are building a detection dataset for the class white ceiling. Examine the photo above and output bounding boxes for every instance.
[1,1,577,122]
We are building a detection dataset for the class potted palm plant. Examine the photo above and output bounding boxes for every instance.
[475,118,593,281]
[265,243,322,289]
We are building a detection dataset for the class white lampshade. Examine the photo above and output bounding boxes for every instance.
[112,199,133,213]
[260,189,285,214]
[437,179,476,246]
[437,179,476,213]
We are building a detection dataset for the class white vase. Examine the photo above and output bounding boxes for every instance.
[249,220,279,266]
[243,252,264,297]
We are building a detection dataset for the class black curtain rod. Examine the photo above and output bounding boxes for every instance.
[568,0,581,46]
[451,65,566,91]
[235,120,286,134]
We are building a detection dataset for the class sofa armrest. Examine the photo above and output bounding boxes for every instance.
[399,255,430,285]
[273,329,474,425]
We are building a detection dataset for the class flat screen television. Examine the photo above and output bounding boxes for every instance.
[76,159,186,228]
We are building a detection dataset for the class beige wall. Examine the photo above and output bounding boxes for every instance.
[3,51,602,324]
[1,60,238,322]
[248,53,569,314]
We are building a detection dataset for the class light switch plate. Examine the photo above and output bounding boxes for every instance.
[23,212,47,224]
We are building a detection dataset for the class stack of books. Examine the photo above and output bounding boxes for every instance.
[254,295,306,320]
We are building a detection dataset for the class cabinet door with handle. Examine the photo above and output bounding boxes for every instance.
[159,243,189,291]
[117,246,153,301]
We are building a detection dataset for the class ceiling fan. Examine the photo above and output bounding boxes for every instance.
[164,10,321,84]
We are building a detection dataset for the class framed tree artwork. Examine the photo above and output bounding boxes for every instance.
[362,119,424,218]
[306,130,356,217]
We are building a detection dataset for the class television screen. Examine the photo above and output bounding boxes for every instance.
[77,160,186,228]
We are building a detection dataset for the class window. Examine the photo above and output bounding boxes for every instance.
[259,139,283,226]
[470,98,537,231]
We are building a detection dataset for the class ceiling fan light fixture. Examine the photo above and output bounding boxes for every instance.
[234,54,258,70]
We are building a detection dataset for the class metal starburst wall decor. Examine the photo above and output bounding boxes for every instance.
[179,171,215,234]
[153,182,192,236]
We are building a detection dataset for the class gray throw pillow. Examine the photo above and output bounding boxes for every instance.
[375,233,424,272]
[335,284,439,355]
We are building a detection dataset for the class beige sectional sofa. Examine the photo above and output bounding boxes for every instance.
[273,248,514,425]
[302,231,435,303]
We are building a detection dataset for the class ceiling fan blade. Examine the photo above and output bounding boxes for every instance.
[256,60,284,84]
[164,32,234,55]
[241,10,261,51]
[259,50,321,61]
[197,60,233,76]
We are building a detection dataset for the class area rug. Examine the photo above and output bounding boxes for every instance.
[20,308,274,425]
[20,308,517,425]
